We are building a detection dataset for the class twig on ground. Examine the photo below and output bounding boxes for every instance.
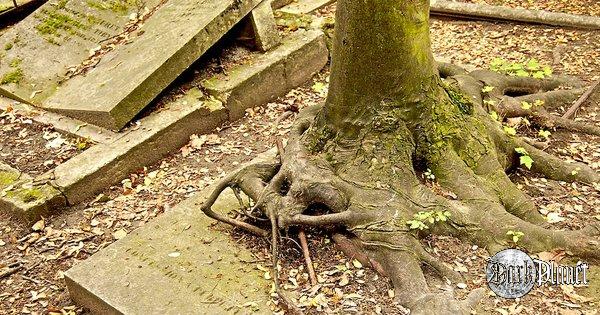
[298,230,317,286]
[0,265,23,279]
[562,80,600,119]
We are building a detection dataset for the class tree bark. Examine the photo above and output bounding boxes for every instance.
[319,0,440,137]
[201,0,600,313]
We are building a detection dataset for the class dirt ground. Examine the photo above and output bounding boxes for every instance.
[0,112,90,176]
[454,0,600,17]
[1,2,600,315]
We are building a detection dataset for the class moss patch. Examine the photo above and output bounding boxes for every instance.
[444,82,474,115]
[1,68,23,84]
[1,58,23,84]
[35,11,88,36]
[0,171,19,187]
[86,0,138,14]
[6,187,46,203]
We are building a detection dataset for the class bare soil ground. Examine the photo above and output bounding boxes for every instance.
[0,110,90,176]
[452,0,600,17]
[1,2,600,315]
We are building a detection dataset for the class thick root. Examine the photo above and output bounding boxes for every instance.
[199,69,600,314]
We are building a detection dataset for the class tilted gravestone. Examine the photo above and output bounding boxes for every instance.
[0,0,263,130]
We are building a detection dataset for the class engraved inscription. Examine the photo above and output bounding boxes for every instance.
[124,247,240,312]
[32,1,124,45]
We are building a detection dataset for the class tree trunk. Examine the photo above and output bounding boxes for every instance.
[201,1,600,314]
[320,0,440,137]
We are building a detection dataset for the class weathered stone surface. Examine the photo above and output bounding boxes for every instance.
[271,0,294,10]
[65,181,272,314]
[0,0,15,12]
[0,96,118,144]
[0,0,161,102]
[0,162,67,222]
[278,0,335,15]
[203,29,328,120]
[42,0,263,130]
[0,0,263,130]
[51,88,227,205]
[249,0,281,52]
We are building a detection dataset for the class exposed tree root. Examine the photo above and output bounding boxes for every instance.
[298,230,317,285]
[200,69,600,314]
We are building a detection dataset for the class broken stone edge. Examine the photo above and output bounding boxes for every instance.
[0,30,328,222]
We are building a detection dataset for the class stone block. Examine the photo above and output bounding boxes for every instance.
[203,29,328,121]
[65,182,272,314]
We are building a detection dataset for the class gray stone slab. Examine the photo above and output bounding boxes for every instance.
[0,0,263,130]
[0,0,162,103]
[203,29,328,120]
[65,179,273,314]
[249,0,281,52]
[42,0,263,130]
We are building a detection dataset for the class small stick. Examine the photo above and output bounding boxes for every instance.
[276,138,285,163]
[269,212,303,314]
[562,80,600,119]
[298,230,317,286]
[0,265,22,279]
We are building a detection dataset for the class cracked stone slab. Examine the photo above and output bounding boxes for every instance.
[65,177,273,314]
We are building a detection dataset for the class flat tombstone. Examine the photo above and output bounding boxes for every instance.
[1,0,263,130]
[0,0,161,103]
[64,186,272,314]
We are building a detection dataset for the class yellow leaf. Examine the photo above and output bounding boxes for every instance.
[32,219,45,232]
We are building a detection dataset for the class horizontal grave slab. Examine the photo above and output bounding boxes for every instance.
[65,173,273,314]
[0,0,263,130]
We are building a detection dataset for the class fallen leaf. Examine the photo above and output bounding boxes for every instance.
[547,212,566,223]
[339,274,349,286]
[112,229,127,240]
[31,219,45,232]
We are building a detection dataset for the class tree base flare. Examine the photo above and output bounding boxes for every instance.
[200,68,600,314]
